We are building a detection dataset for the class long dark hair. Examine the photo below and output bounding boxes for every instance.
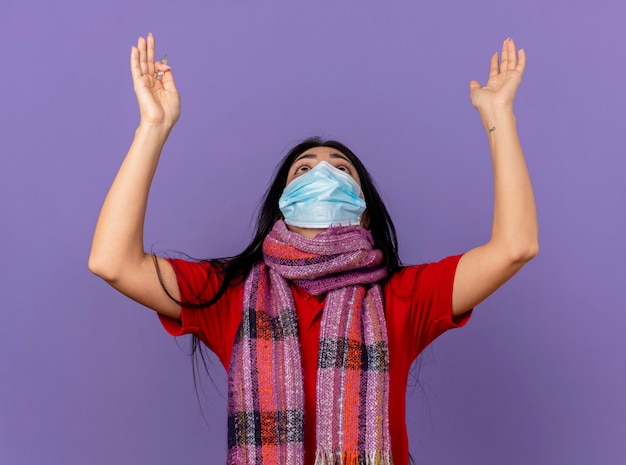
[155,137,402,390]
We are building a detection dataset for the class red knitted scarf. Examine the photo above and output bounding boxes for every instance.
[227,221,392,465]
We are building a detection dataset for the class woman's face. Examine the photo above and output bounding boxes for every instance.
[283,146,364,238]
[286,146,361,187]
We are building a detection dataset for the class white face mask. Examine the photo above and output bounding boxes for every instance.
[278,161,366,228]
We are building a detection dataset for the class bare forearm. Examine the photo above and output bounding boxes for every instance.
[480,106,538,261]
[89,123,172,279]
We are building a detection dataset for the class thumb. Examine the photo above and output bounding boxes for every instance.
[469,80,482,92]
[155,62,177,91]
[161,69,177,92]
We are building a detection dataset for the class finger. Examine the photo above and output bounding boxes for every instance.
[161,68,178,92]
[469,80,482,92]
[501,38,509,72]
[488,52,499,80]
[507,38,518,71]
[156,61,177,93]
[130,46,142,81]
[155,61,171,82]
[155,61,171,73]
[516,48,527,75]
[147,32,155,76]
[138,36,148,76]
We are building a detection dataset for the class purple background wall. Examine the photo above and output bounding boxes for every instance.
[2,1,624,464]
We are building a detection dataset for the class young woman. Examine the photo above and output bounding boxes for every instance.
[89,33,537,465]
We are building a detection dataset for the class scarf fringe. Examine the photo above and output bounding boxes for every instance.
[314,450,393,465]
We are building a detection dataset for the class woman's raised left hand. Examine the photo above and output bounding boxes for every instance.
[469,38,526,111]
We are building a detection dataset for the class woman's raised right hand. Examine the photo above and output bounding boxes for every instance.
[130,33,180,127]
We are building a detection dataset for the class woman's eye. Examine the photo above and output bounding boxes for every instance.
[295,165,310,174]
[335,164,352,174]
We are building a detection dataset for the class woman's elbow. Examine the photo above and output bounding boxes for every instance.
[509,239,539,264]
[88,254,120,283]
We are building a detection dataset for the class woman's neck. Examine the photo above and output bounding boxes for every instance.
[284,224,327,238]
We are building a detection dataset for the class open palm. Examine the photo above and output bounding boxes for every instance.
[470,38,526,111]
[130,33,180,126]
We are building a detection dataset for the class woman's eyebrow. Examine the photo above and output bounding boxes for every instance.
[330,153,351,162]
[294,152,352,163]
[294,153,317,162]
